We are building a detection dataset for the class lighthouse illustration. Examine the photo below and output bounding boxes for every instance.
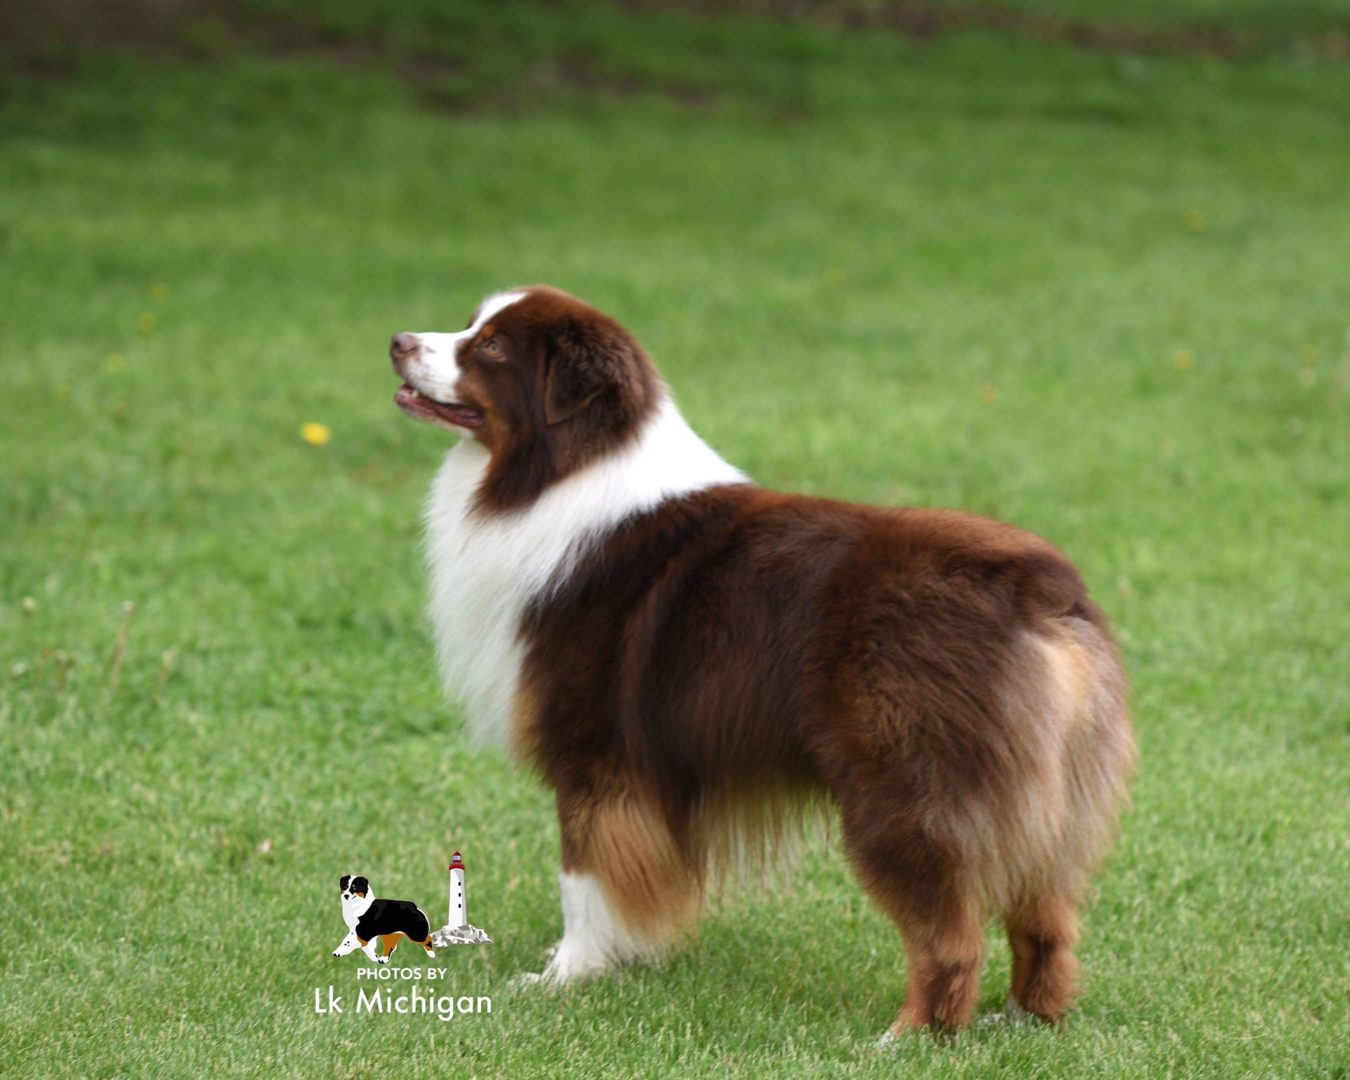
[449,851,467,928]
[429,849,493,947]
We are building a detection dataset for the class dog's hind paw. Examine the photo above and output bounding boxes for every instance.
[977,997,1038,1028]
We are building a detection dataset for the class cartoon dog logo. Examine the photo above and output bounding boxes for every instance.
[332,874,436,963]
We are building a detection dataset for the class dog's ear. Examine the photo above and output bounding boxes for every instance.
[543,315,645,426]
[351,876,369,895]
[339,875,351,891]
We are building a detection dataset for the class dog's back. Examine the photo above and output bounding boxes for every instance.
[356,899,431,942]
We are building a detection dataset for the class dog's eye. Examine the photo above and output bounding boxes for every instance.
[483,338,503,357]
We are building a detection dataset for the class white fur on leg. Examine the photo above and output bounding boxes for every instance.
[528,871,657,986]
[332,932,359,957]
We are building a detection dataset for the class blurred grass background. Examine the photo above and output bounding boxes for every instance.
[2,1,1347,1076]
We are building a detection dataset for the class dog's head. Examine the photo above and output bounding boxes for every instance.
[390,286,662,510]
[340,874,369,901]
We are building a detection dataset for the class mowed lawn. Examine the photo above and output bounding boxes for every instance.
[2,2,1348,1076]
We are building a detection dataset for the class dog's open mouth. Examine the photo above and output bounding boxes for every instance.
[395,384,485,429]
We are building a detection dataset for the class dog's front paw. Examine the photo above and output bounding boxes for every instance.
[376,955,390,965]
[542,943,611,986]
[332,951,340,958]
[507,944,565,990]
[507,971,547,991]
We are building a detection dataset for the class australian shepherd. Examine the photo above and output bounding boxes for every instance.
[332,874,436,964]
[390,286,1134,1036]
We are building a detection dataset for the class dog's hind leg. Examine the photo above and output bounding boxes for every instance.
[1003,894,1079,1022]
[888,910,985,1034]
[839,800,986,1035]
[380,933,403,962]
[420,936,436,958]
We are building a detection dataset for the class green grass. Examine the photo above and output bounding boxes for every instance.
[2,2,1348,1076]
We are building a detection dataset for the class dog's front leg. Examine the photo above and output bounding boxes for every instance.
[539,870,648,984]
[362,938,387,964]
[332,932,359,957]
[528,779,698,986]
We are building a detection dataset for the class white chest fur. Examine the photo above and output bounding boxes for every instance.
[424,397,746,749]
[342,893,374,931]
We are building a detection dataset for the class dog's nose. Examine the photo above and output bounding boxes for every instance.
[390,332,420,362]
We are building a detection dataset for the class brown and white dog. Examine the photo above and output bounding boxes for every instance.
[390,286,1134,1036]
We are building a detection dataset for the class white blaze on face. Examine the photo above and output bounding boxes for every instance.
[401,291,528,405]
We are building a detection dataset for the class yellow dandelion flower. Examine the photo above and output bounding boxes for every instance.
[151,282,171,301]
[106,352,125,372]
[1184,210,1206,234]
[56,384,71,402]
[1173,349,1194,372]
[137,313,156,335]
[300,422,331,446]
[21,596,37,614]
[978,381,999,405]
[1300,344,1317,363]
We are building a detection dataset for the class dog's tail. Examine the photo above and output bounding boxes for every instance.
[948,611,1135,915]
